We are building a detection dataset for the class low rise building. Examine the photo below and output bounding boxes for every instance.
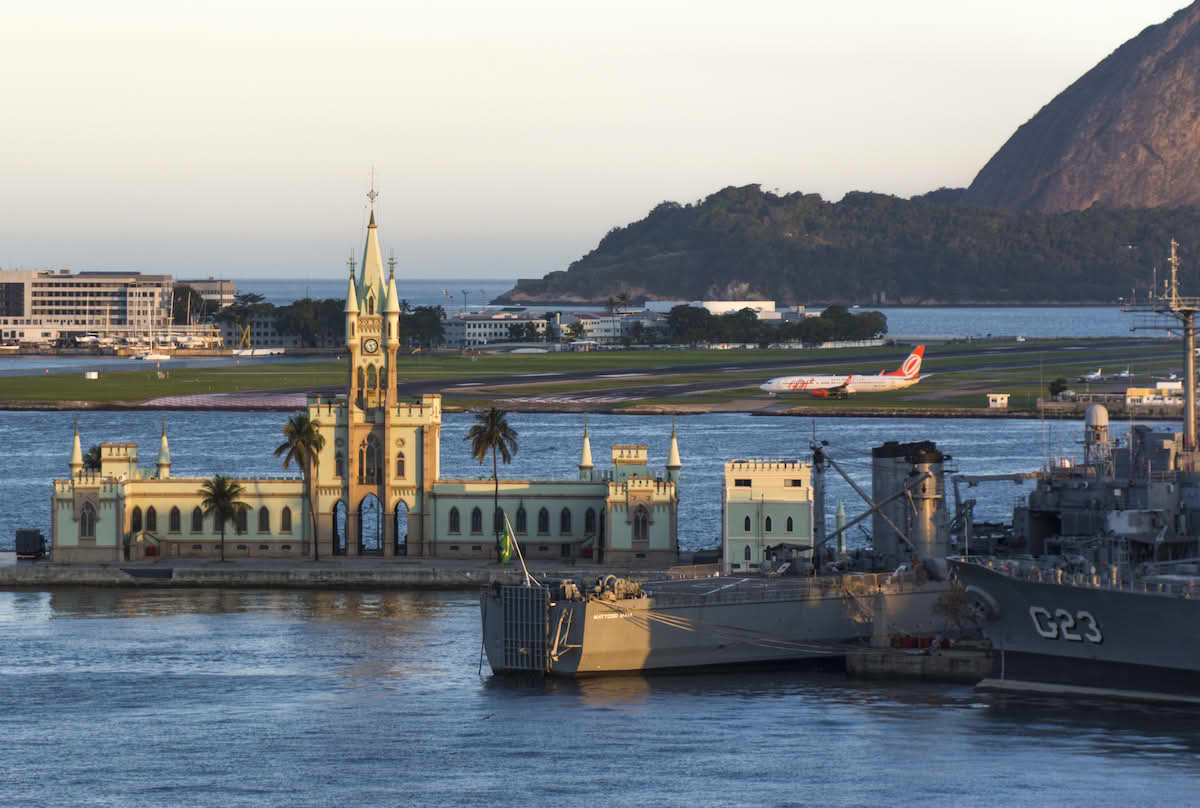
[722,459,814,573]
[443,312,549,347]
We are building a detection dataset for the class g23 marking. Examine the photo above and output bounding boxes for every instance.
[1029,606,1103,644]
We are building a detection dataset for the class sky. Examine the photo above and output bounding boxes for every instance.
[0,0,1190,281]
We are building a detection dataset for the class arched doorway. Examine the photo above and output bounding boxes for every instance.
[394,501,408,556]
[333,500,348,555]
[359,494,383,555]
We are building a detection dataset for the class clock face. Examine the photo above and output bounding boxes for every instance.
[363,338,379,354]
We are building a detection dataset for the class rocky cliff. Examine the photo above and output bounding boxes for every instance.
[963,2,1200,212]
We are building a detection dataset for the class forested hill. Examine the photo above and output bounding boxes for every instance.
[494,185,1200,306]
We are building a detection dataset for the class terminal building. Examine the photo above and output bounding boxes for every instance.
[50,202,682,566]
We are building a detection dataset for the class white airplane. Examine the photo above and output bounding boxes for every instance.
[760,346,925,399]
[1113,366,1133,379]
[1078,368,1103,382]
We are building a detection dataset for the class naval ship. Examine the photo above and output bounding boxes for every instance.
[954,241,1200,703]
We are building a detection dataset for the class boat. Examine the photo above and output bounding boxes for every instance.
[133,351,172,361]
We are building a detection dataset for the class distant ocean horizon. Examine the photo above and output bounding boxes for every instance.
[228,278,1147,339]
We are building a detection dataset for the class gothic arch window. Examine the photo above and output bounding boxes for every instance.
[633,506,649,544]
[191,507,204,533]
[560,508,572,535]
[743,515,751,533]
[235,509,248,535]
[786,516,794,533]
[395,451,405,478]
[258,506,271,533]
[146,506,157,533]
[281,507,292,533]
[449,507,461,534]
[335,452,345,478]
[516,505,527,534]
[169,506,181,533]
[368,295,375,315]
[537,507,550,534]
[585,508,596,535]
[357,366,365,392]
[131,507,142,534]
[367,364,377,391]
[470,507,483,534]
[360,434,381,484]
[80,503,96,538]
[765,516,773,533]
[744,545,751,561]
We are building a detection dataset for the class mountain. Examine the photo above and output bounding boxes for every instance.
[494,184,1200,306]
[963,2,1200,212]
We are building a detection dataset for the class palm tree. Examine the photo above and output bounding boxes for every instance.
[199,475,249,563]
[82,445,102,472]
[274,412,325,562]
[465,408,519,557]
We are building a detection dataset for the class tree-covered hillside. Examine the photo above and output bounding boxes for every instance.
[496,185,1200,305]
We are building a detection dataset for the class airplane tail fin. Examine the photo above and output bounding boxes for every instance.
[887,345,924,378]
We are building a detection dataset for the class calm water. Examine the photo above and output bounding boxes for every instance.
[4,411,1200,806]
[2,587,1199,807]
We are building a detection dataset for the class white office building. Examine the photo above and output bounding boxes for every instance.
[0,269,173,344]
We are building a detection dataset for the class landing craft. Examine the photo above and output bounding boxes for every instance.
[760,346,925,399]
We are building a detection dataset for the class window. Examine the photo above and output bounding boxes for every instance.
[449,507,461,533]
[80,502,96,538]
[493,508,504,535]
[131,507,142,534]
[396,451,405,478]
[560,508,572,535]
[743,515,751,532]
[516,506,527,534]
[734,479,751,487]
[585,508,596,535]
[765,516,772,532]
[169,507,181,533]
[235,509,247,535]
[258,507,270,533]
[633,506,650,544]
[787,479,805,488]
[360,434,381,484]
[537,508,550,534]
[470,507,482,534]
[281,507,292,533]
[744,545,751,561]
[786,516,794,533]
[192,507,204,533]
[145,507,157,533]
[335,452,345,478]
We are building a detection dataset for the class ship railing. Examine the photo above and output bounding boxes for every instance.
[666,563,722,580]
[964,555,1198,598]
[646,572,917,608]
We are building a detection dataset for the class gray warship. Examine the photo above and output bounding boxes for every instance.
[954,241,1200,702]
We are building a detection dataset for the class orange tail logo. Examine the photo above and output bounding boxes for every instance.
[887,345,925,378]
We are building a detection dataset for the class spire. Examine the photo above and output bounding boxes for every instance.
[666,416,681,469]
[69,417,83,476]
[384,252,400,314]
[344,251,359,314]
[359,182,385,307]
[579,417,593,478]
[157,416,171,478]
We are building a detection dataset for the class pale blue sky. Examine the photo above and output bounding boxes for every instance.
[0,1,1187,279]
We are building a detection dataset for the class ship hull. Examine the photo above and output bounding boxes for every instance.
[952,559,1200,700]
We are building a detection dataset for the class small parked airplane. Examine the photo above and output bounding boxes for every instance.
[1113,366,1133,379]
[1078,368,1103,382]
[760,346,925,399]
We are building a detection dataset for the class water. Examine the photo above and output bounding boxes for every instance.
[4,410,1199,805]
[2,587,1199,807]
[0,410,1174,553]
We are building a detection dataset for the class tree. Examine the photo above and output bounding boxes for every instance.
[199,475,249,563]
[274,412,326,561]
[564,322,583,340]
[465,408,519,558]
[1048,377,1069,398]
[605,296,618,316]
[508,323,524,342]
[172,285,211,325]
[83,445,102,472]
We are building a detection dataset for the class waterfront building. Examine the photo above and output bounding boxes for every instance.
[50,202,681,566]
[722,460,813,573]
[443,312,550,348]
[178,277,236,310]
[0,268,173,344]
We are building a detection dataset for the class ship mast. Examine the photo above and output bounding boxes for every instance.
[1123,240,1198,449]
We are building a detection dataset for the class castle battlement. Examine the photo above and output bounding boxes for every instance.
[612,444,649,464]
[725,459,808,472]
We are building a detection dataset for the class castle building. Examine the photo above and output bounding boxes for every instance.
[722,459,813,573]
[50,197,680,566]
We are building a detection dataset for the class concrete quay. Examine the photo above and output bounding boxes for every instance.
[0,556,667,591]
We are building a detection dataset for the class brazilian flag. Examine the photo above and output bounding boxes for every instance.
[499,518,515,566]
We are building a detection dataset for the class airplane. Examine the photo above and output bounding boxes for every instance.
[1113,366,1133,379]
[760,346,925,399]
[1078,368,1103,382]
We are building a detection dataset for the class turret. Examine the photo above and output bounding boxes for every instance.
[344,254,359,345]
[157,417,171,479]
[384,255,400,347]
[69,418,83,477]
[665,418,682,485]
[579,419,594,480]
